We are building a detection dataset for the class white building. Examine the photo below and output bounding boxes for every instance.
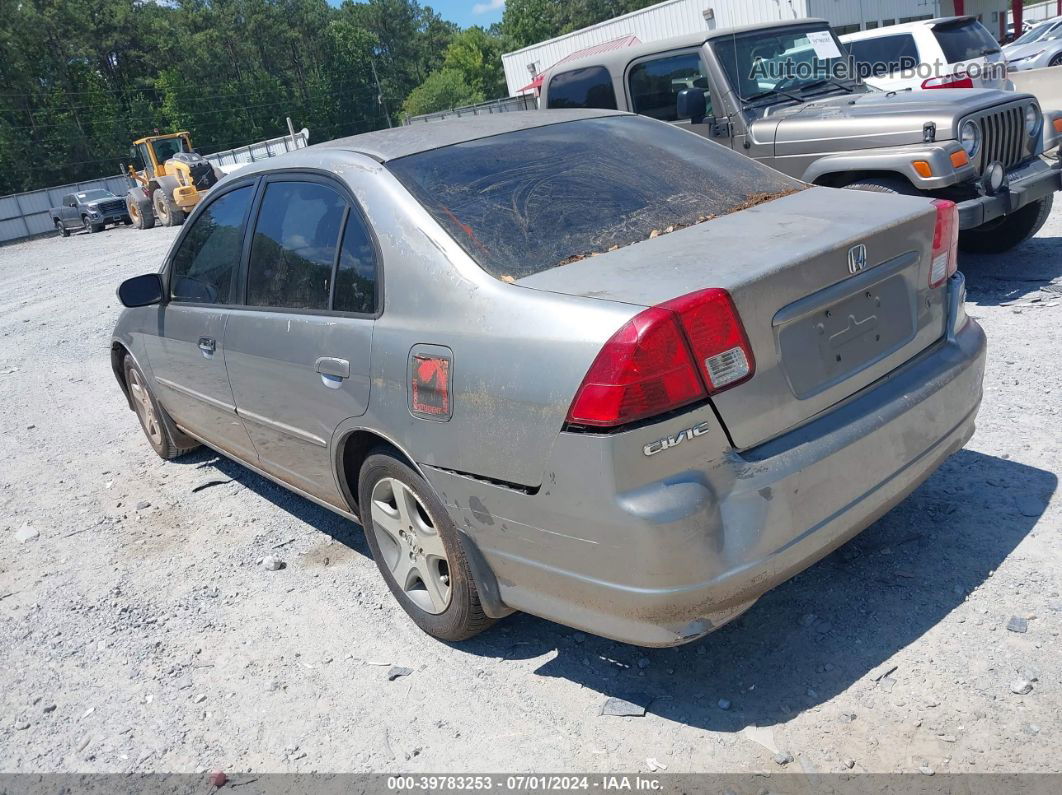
[502,0,1010,96]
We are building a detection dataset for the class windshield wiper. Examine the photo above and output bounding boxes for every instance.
[743,88,804,104]
[798,78,855,95]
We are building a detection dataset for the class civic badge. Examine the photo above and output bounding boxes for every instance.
[847,243,868,275]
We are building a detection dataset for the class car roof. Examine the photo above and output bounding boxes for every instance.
[840,16,973,41]
[547,18,831,77]
[310,108,627,162]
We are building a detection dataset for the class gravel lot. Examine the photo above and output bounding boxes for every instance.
[1,201,1060,776]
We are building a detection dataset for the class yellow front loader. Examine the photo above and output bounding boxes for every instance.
[124,132,224,229]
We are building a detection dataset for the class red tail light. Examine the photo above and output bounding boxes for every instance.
[922,75,975,89]
[661,289,755,393]
[929,199,959,288]
[566,289,754,428]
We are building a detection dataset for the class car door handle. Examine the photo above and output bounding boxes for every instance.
[198,337,216,356]
[315,357,350,380]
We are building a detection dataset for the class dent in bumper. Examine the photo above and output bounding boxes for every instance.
[428,277,987,646]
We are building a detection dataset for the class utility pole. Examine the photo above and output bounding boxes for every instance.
[371,57,392,129]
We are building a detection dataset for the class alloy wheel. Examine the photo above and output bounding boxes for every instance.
[369,477,452,614]
[128,368,163,446]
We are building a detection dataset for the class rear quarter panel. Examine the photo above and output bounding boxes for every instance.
[335,162,640,489]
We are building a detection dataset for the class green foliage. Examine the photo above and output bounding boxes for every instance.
[401,69,484,118]
[501,0,662,50]
[443,27,506,98]
[0,0,455,194]
[0,0,669,191]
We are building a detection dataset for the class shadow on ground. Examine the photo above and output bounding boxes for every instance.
[959,231,1062,307]
[176,446,1054,734]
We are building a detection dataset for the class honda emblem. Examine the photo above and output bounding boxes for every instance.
[848,243,868,275]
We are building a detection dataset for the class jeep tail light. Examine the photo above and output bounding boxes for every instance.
[930,199,959,288]
[566,308,705,427]
[566,288,754,428]
[922,75,975,89]
[661,289,754,393]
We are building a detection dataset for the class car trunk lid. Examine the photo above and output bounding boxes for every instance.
[518,186,948,449]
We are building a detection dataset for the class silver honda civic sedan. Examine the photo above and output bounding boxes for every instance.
[112,109,986,647]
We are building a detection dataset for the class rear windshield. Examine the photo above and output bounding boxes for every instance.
[847,34,920,76]
[933,19,1000,62]
[386,115,801,280]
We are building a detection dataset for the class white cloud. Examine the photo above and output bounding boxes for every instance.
[472,0,505,15]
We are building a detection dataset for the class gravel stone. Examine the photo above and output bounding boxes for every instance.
[14,524,39,543]
[1006,616,1028,633]
[1011,679,1033,695]
[387,666,413,682]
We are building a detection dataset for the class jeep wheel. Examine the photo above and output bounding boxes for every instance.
[842,176,919,196]
[153,189,186,227]
[128,195,155,230]
[55,219,69,238]
[359,450,495,642]
[959,195,1053,254]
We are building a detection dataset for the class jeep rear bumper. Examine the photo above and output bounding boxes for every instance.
[955,157,1061,229]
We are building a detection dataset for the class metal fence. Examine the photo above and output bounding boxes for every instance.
[403,94,538,125]
[0,128,310,245]
[204,128,309,168]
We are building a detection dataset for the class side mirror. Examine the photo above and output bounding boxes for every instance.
[118,273,165,308]
[677,88,708,124]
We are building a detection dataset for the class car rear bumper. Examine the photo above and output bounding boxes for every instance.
[955,156,1061,229]
[427,275,986,646]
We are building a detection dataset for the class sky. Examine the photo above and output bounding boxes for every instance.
[328,0,505,29]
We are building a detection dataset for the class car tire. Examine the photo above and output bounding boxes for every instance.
[1050,52,1062,67]
[153,189,186,227]
[841,176,919,195]
[128,194,155,230]
[122,356,200,460]
[91,222,105,233]
[82,216,99,233]
[958,195,1053,254]
[55,219,69,238]
[358,450,495,642]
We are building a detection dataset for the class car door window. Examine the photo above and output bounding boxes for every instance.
[169,185,253,304]
[546,66,617,110]
[629,52,711,121]
[333,209,379,314]
[246,181,346,311]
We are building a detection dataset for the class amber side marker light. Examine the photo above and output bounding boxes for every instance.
[913,160,934,178]
[1054,118,1062,134]
[950,150,970,169]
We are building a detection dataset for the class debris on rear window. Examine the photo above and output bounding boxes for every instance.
[551,189,801,269]
[387,115,803,281]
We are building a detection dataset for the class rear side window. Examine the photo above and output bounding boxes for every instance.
[170,185,253,304]
[247,181,346,310]
[334,210,378,314]
[847,34,920,76]
[387,115,801,281]
[933,19,999,62]
[546,66,617,110]
[629,52,711,121]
